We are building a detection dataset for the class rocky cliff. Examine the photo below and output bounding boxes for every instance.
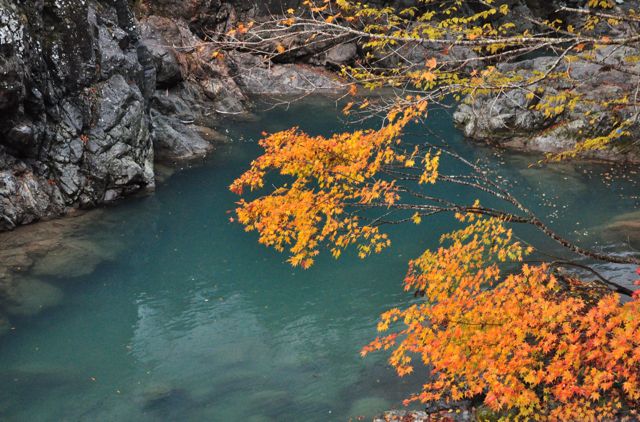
[0,0,158,230]
[0,0,345,232]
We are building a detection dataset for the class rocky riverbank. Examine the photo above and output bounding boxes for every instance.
[0,0,346,232]
[453,48,640,163]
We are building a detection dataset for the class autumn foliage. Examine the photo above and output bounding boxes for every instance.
[362,214,640,419]
[231,103,640,418]
[230,102,431,268]
[227,0,640,419]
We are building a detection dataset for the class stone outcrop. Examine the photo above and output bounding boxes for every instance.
[139,14,244,162]
[230,52,345,95]
[453,48,640,162]
[0,0,357,233]
[0,0,156,230]
[0,0,346,230]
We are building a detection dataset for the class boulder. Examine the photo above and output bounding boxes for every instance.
[324,42,358,67]
[231,53,345,95]
[151,112,215,162]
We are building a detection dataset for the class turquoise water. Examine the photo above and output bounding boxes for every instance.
[0,99,639,421]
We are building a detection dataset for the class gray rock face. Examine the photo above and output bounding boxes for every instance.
[0,0,156,230]
[151,111,215,162]
[231,52,345,95]
[140,15,243,162]
[2,0,614,233]
[453,49,640,162]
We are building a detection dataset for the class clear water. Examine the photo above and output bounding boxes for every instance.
[0,99,639,422]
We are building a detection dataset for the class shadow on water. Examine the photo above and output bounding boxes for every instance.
[0,98,638,421]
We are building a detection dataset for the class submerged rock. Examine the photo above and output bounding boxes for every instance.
[601,210,640,250]
[141,385,191,410]
[349,396,392,419]
[138,384,202,420]
[1,277,63,317]
[0,209,122,279]
[30,238,118,279]
[0,365,89,416]
[0,209,124,321]
[246,415,276,422]
[0,314,9,337]
[248,389,293,414]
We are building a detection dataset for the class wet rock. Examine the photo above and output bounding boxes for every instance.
[151,112,215,162]
[374,410,431,422]
[154,163,178,184]
[194,126,228,143]
[0,167,66,231]
[375,409,473,421]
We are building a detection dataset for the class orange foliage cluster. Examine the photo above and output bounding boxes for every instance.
[230,103,436,268]
[362,213,640,419]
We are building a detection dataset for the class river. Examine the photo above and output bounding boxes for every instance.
[0,98,638,421]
